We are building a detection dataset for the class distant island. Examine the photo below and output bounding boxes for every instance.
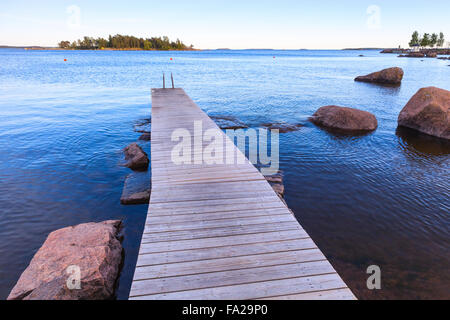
[58,34,194,51]
[0,45,57,50]
[342,48,384,50]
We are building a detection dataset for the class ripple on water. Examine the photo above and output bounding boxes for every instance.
[0,49,448,300]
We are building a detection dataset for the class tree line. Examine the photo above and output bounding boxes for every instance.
[409,31,445,48]
[58,34,193,50]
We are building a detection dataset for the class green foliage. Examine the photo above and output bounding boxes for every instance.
[430,33,438,48]
[58,41,71,49]
[438,32,445,47]
[409,31,420,47]
[143,40,152,50]
[410,31,445,48]
[420,33,430,47]
[58,34,192,50]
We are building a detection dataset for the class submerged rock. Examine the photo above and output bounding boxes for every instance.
[399,52,425,58]
[210,115,248,130]
[8,221,122,300]
[124,143,149,171]
[381,49,408,54]
[134,118,151,133]
[310,106,378,132]
[122,191,150,205]
[355,67,404,85]
[260,122,303,133]
[396,126,450,156]
[398,87,450,140]
[121,171,151,205]
[265,172,285,198]
[138,132,151,141]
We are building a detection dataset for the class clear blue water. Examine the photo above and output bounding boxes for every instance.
[0,48,449,299]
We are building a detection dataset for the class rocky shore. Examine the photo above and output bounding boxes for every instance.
[120,117,152,206]
[381,48,450,60]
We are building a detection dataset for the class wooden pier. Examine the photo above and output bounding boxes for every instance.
[129,88,355,300]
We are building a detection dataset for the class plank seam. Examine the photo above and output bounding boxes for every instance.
[145,213,293,225]
[255,287,352,300]
[130,271,337,298]
[138,236,311,255]
[140,227,302,244]
[136,246,319,268]
[143,221,301,235]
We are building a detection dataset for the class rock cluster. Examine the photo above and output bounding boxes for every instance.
[399,52,425,58]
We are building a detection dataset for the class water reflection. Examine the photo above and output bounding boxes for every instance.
[354,81,402,95]
[311,122,376,141]
[1,48,449,300]
[396,126,450,156]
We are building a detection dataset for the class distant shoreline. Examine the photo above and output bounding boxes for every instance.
[0,46,199,51]
[0,46,387,51]
[3,46,447,52]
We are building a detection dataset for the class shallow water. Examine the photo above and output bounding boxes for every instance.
[0,48,448,299]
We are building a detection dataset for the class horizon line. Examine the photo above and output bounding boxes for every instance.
[0,45,394,51]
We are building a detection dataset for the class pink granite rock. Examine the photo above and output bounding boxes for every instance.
[311,106,378,132]
[355,67,404,85]
[398,87,450,140]
[124,143,149,171]
[8,220,122,300]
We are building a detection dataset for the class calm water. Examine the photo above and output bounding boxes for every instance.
[0,49,448,300]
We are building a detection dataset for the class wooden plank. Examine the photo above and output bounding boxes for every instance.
[259,288,356,300]
[145,214,296,233]
[150,191,277,204]
[148,197,287,213]
[141,221,302,243]
[146,209,293,225]
[130,260,334,297]
[136,238,317,267]
[133,249,326,280]
[129,88,355,300]
[152,180,275,194]
[139,230,310,254]
[130,273,349,300]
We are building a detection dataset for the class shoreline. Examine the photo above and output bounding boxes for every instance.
[0,46,199,51]
[3,45,448,52]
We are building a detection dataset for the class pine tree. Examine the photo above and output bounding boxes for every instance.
[430,33,438,48]
[409,31,420,47]
[438,32,445,47]
[420,33,430,48]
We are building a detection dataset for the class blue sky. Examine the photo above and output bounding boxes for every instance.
[1,0,449,49]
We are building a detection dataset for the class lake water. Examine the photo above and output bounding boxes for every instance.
[0,48,448,300]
